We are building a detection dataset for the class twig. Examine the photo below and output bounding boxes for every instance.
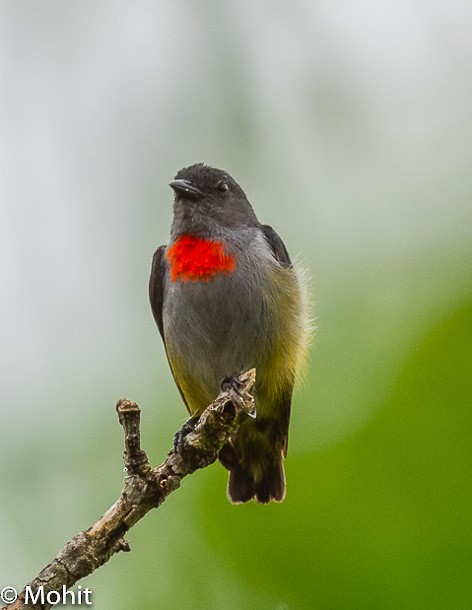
[3,369,256,610]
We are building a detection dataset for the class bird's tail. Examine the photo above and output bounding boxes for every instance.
[219,439,286,504]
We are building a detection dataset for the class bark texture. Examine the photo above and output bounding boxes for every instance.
[2,369,256,610]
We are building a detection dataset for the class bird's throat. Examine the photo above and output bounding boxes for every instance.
[166,234,237,283]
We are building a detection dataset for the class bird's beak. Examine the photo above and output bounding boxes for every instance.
[169,179,203,200]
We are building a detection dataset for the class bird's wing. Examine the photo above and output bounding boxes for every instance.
[149,245,191,413]
[260,224,292,268]
[260,225,295,456]
[149,245,167,339]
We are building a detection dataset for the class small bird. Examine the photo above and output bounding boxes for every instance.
[149,163,310,503]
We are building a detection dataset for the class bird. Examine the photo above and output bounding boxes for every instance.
[149,163,310,503]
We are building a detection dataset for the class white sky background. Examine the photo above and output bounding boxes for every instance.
[1,0,471,433]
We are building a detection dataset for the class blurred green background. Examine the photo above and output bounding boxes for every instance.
[1,2,471,609]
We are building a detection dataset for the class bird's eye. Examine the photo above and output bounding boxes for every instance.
[216,180,229,193]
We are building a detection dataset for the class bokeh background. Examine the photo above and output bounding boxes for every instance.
[1,1,471,608]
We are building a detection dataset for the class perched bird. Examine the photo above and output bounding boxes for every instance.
[149,163,310,503]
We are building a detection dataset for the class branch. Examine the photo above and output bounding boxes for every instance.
[3,369,256,610]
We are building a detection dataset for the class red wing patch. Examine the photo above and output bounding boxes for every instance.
[166,234,237,282]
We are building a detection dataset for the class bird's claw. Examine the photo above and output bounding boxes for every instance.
[173,415,200,454]
[221,374,257,419]
[220,373,246,397]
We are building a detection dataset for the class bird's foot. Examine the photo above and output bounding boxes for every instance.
[173,415,200,454]
[220,374,257,419]
[220,373,247,397]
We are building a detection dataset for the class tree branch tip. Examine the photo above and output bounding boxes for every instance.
[116,398,140,414]
[234,368,256,397]
[241,367,256,386]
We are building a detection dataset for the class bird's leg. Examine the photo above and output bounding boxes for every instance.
[173,414,200,454]
[220,373,257,418]
[220,373,247,397]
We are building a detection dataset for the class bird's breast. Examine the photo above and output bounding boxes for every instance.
[162,229,303,414]
[165,234,237,283]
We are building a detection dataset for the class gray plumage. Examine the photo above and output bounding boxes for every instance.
[150,164,310,503]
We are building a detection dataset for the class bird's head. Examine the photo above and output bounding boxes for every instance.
[169,164,258,236]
